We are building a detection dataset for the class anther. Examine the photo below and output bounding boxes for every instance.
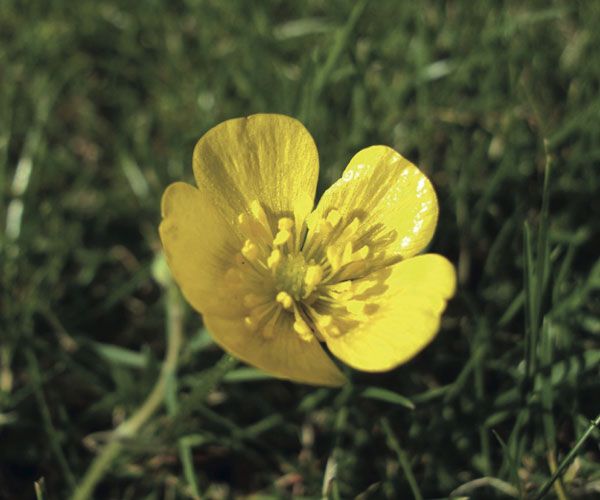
[342,242,353,263]
[326,209,341,228]
[293,319,313,341]
[316,219,333,236]
[267,249,281,270]
[273,230,291,246]
[341,217,360,239]
[316,314,332,328]
[293,306,314,342]
[326,245,341,271]
[346,300,367,315]
[304,265,323,288]
[241,239,259,261]
[276,291,293,310]
[277,217,294,231]
[244,316,258,331]
[355,245,370,260]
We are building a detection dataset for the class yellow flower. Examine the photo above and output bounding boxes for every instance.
[159,114,456,386]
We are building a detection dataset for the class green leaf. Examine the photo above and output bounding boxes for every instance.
[360,387,415,410]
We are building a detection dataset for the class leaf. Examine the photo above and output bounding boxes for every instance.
[360,387,415,410]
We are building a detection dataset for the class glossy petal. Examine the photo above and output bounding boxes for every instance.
[193,114,318,224]
[159,182,243,317]
[204,314,347,387]
[309,146,438,259]
[325,254,456,371]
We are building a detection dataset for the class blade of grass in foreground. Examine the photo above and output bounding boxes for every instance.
[381,417,423,500]
[534,413,600,500]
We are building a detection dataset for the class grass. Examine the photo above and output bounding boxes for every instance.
[1,0,599,498]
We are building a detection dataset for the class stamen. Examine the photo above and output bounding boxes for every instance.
[267,249,281,270]
[276,291,293,310]
[233,197,394,346]
[278,217,294,231]
[293,318,313,341]
[326,245,341,271]
[241,239,259,261]
[273,229,291,246]
[346,300,367,315]
[316,313,332,328]
[317,219,334,236]
[293,320,312,340]
[304,265,323,288]
[326,209,341,228]
[342,241,353,263]
[243,303,276,332]
[339,217,360,241]
[355,245,370,260]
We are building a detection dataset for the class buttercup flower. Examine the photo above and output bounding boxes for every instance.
[160,114,455,386]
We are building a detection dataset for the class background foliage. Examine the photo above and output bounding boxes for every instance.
[1,0,599,498]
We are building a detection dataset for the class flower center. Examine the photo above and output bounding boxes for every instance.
[274,253,309,300]
[225,200,398,342]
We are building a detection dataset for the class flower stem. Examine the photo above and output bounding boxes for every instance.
[70,279,184,500]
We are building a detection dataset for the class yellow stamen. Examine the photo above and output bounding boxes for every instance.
[273,230,291,246]
[340,217,360,240]
[278,217,294,231]
[241,239,259,261]
[293,305,314,342]
[342,241,353,264]
[244,316,257,331]
[355,245,370,260]
[326,245,341,271]
[316,314,332,328]
[267,248,281,270]
[304,265,323,288]
[326,209,341,228]
[293,318,313,341]
[317,219,333,236]
[243,303,276,333]
[276,291,293,310]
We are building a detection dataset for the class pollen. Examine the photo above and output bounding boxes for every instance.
[276,291,293,310]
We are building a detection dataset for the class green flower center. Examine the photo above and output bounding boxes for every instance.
[275,253,309,300]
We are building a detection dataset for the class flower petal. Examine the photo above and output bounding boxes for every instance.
[159,182,243,317]
[204,314,347,387]
[309,145,438,259]
[325,254,456,371]
[193,114,318,224]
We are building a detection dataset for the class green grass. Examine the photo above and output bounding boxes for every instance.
[1,1,599,498]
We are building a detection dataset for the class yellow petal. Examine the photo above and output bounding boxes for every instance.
[309,145,438,259]
[159,182,243,316]
[193,113,318,224]
[204,314,347,387]
[325,254,456,371]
